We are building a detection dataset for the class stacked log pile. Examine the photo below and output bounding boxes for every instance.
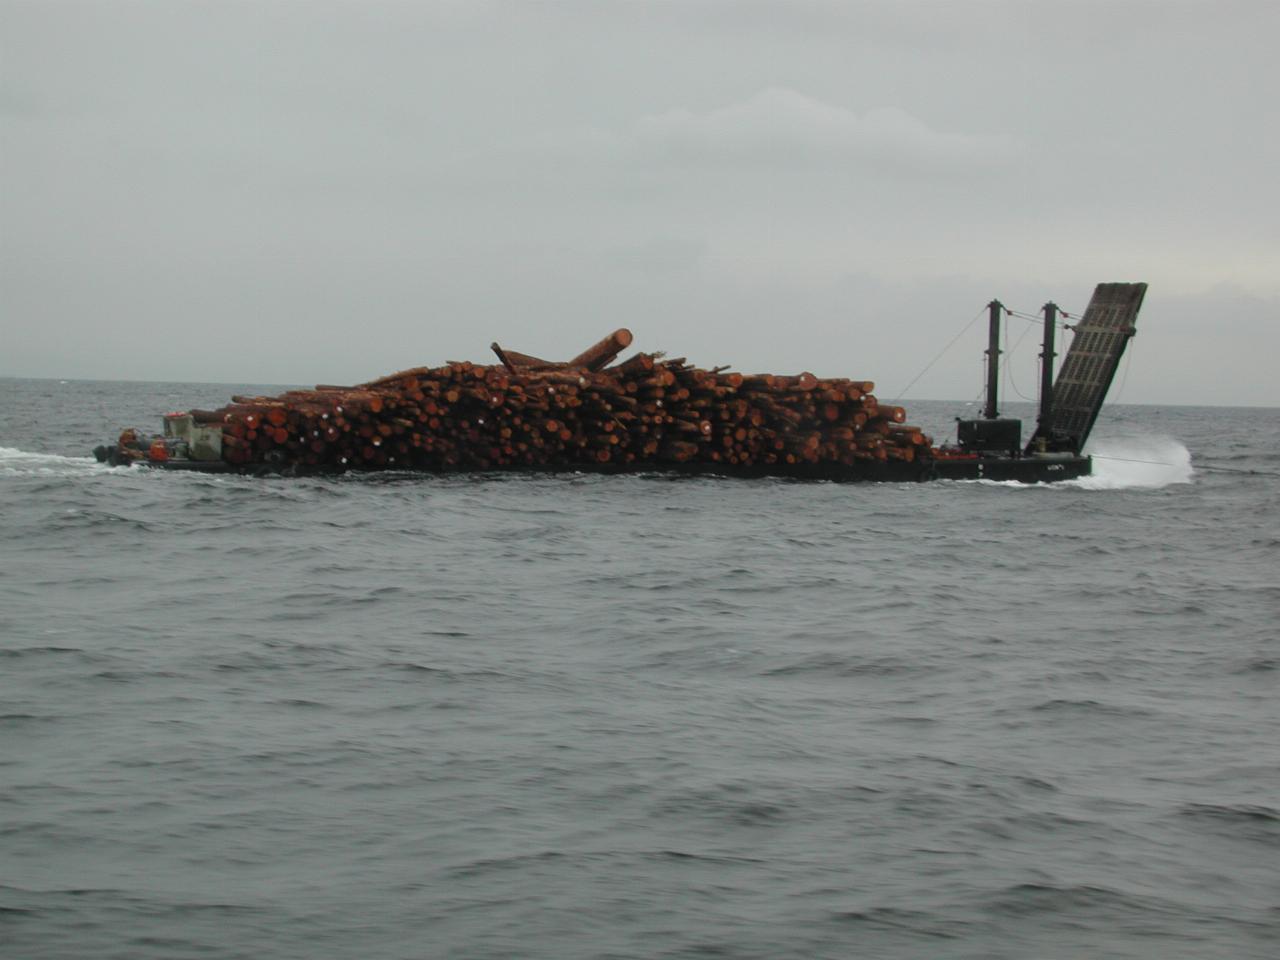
[161,330,932,474]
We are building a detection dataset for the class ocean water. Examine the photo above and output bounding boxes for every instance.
[1,377,1277,960]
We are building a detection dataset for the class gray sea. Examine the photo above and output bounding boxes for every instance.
[2,377,1277,959]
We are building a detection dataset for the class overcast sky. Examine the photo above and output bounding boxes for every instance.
[3,1,1277,405]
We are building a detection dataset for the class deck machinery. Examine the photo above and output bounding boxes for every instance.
[933,281,1146,481]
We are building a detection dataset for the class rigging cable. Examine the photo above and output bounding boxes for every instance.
[1111,343,1133,403]
[944,380,989,446]
[1189,463,1280,477]
[1003,304,1076,406]
[1002,309,1038,401]
[1089,455,1180,466]
[887,306,986,405]
[1086,455,1280,478]
[1003,307,1076,332]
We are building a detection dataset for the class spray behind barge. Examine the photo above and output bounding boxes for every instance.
[94,282,1146,483]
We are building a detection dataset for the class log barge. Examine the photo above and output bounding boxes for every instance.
[94,282,1146,483]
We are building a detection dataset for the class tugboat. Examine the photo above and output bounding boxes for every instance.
[94,282,1145,483]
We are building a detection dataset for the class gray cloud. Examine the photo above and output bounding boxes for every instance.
[2,1,1277,405]
[629,87,1020,170]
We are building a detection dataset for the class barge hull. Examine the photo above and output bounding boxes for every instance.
[109,447,1089,484]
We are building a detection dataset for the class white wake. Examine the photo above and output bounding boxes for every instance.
[0,446,117,477]
[1071,436,1194,490]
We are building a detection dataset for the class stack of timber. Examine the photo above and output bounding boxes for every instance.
[122,329,933,477]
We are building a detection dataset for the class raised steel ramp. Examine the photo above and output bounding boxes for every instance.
[1027,282,1147,454]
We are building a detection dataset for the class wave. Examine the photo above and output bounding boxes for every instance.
[0,446,117,478]
[1179,802,1279,824]
[1177,802,1280,846]
[833,906,970,939]
[977,881,1186,920]
[1074,436,1194,489]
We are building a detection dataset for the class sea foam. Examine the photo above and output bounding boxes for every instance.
[1075,435,1194,490]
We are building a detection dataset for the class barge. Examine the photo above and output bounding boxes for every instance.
[94,282,1146,483]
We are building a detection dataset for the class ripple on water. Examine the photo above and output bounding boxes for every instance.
[2,396,1279,959]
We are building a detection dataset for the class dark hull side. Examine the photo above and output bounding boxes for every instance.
[111,449,1091,484]
[930,455,1091,483]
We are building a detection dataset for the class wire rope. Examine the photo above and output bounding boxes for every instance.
[887,306,986,405]
[1002,316,1037,401]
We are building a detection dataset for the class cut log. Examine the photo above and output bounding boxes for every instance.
[489,343,518,374]
[567,329,633,371]
[609,352,656,377]
[499,349,565,370]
